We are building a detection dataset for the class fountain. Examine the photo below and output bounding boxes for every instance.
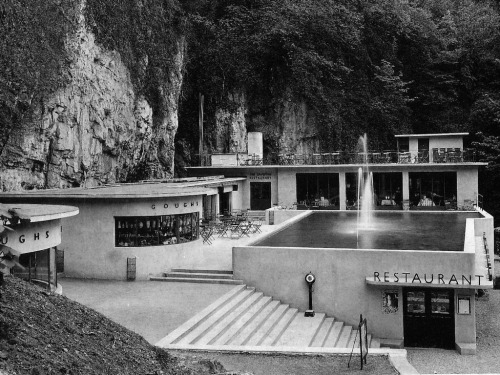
[356,134,375,246]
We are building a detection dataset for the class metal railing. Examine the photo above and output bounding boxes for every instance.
[198,149,478,167]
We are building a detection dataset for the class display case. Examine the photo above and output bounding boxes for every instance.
[115,212,199,247]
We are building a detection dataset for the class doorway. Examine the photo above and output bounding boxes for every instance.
[250,182,271,210]
[403,288,455,349]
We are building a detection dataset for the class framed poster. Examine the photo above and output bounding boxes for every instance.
[457,296,471,315]
[382,290,399,314]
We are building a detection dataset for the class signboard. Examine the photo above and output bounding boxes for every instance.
[457,296,471,315]
[0,219,62,254]
[359,317,368,368]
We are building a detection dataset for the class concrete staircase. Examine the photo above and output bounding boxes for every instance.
[156,284,380,351]
[150,269,244,285]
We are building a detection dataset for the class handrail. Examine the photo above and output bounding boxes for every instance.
[483,232,492,281]
[199,149,478,167]
[477,193,484,210]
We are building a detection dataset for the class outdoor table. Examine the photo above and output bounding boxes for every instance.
[381,199,396,206]
[398,152,411,163]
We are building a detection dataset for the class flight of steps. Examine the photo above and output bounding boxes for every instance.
[150,269,244,285]
[157,284,380,351]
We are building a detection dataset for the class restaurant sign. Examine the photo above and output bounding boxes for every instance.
[249,173,271,180]
[373,271,486,286]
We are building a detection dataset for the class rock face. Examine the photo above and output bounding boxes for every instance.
[213,92,248,154]
[275,99,319,154]
[0,1,183,191]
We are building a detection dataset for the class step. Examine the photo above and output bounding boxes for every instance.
[175,288,256,345]
[261,308,298,346]
[347,329,360,349]
[156,284,246,346]
[164,271,234,280]
[379,338,404,349]
[274,313,326,347]
[171,269,233,275]
[309,317,334,347]
[323,321,344,348]
[336,325,353,348]
[150,276,244,285]
[370,337,381,348]
[196,292,265,345]
[244,304,290,346]
[210,296,273,346]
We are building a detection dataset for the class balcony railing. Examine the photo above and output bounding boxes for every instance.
[196,148,478,167]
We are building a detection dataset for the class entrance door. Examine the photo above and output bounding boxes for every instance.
[403,288,455,349]
[250,182,271,210]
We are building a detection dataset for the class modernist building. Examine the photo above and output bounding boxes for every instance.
[188,132,483,212]
[0,132,492,354]
[184,132,492,354]
[0,177,244,280]
[0,203,78,291]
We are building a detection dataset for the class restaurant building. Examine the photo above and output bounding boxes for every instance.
[188,132,482,212]
[184,132,492,354]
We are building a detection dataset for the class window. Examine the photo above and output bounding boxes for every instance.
[115,212,199,247]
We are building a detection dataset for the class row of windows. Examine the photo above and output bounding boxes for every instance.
[115,213,199,247]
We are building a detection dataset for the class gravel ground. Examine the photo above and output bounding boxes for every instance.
[407,261,500,374]
[171,351,398,375]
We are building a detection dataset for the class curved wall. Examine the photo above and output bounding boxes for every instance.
[59,195,203,280]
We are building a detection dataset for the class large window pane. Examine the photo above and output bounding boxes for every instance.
[115,212,199,247]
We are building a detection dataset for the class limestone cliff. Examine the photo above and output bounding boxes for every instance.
[0,1,184,191]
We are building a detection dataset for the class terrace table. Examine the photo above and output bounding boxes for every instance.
[398,152,412,163]
[381,199,396,206]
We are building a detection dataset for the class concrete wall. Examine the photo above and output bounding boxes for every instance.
[231,181,244,211]
[264,208,309,225]
[233,239,478,341]
[454,288,476,344]
[429,136,463,152]
[277,170,296,207]
[457,168,478,206]
[58,196,203,280]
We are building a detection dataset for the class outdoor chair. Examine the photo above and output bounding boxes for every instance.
[201,226,214,245]
[248,217,263,233]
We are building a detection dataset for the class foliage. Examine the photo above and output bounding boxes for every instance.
[0,0,79,153]
[177,0,500,153]
[471,133,500,225]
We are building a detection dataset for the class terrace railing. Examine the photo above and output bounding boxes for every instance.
[200,148,478,167]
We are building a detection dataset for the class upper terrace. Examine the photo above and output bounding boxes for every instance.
[201,132,481,167]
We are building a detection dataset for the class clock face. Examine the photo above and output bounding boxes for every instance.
[305,273,315,283]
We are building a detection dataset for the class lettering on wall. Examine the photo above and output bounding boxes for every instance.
[249,173,271,180]
[373,271,484,285]
[151,201,199,210]
[0,230,51,244]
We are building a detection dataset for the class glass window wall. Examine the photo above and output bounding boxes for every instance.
[115,212,199,247]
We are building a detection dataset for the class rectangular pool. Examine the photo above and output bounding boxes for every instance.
[254,211,482,251]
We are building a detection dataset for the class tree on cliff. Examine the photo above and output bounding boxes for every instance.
[0,1,78,155]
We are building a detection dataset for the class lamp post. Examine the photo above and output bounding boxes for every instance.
[305,272,316,317]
